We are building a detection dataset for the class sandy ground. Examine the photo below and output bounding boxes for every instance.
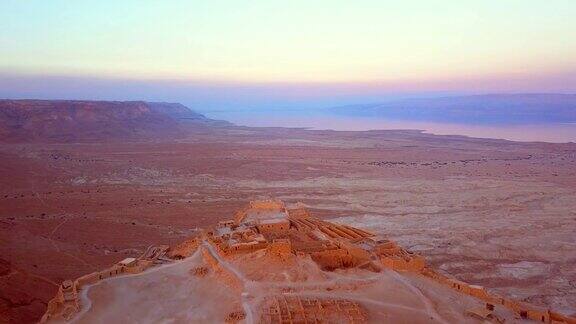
[56,239,502,324]
[69,250,239,323]
[1,126,575,322]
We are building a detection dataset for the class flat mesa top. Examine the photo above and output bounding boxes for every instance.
[41,201,573,324]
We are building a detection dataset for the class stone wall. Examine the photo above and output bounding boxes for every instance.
[40,244,183,323]
[420,268,562,323]
[168,237,201,258]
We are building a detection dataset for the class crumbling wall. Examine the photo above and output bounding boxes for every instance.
[421,268,558,323]
[40,280,81,322]
[374,239,425,272]
[41,247,165,322]
[310,248,361,270]
[256,220,290,235]
[168,237,201,258]
[380,254,425,272]
[227,242,268,254]
[75,272,99,288]
[123,260,152,274]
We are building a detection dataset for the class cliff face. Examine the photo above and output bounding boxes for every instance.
[0,100,221,142]
[146,102,208,120]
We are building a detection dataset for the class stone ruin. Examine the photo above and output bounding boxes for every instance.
[259,295,368,324]
[41,244,171,322]
[225,310,247,323]
[40,199,576,324]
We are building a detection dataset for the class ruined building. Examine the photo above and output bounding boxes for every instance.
[41,200,576,323]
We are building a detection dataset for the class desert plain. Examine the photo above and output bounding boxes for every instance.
[1,124,576,322]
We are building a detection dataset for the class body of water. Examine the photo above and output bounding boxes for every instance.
[206,111,576,143]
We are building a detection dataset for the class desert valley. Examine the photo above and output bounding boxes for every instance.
[0,100,575,323]
[3,1,576,323]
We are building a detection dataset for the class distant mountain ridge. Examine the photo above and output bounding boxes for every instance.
[331,94,576,124]
[145,102,210,120]
[0,100,230,142]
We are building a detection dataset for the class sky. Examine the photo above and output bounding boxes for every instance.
[1,0,576,110]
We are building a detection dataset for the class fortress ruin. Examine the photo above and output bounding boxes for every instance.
[41,200,576,323]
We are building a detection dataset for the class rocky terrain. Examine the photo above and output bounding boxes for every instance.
[0,100,575,322]
[0,100,227,142]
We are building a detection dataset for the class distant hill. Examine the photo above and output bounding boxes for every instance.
[145,102,209,120]
[331,94,576,124]
[0,100,230,142]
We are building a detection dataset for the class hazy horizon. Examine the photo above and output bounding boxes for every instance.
[1,72,575,113]
[2,1,576,142]
[2,1,576,111]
